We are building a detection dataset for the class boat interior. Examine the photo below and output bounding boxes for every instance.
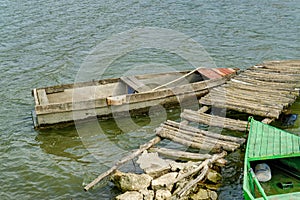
[36,70,205,105]
[249,157,300,198]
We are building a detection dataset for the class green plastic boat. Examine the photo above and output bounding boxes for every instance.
[243,117,300,200]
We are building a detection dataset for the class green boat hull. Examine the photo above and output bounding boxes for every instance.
[243,118,300,200]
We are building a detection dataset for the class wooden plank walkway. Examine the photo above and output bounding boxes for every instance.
[190,60,300,131]
[180,60,300,131]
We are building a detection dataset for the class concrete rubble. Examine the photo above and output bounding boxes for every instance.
[112,151,225,200]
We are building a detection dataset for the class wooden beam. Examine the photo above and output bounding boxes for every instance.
[181,109,248,132]
[37,89,49,105]
[149,147,212,161]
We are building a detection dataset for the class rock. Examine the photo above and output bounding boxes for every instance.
[208,190,218,200]
[115,191,143,200]
[190,188,209,200]
[137,151,172,178]
[190,188,218,200]
[170,161,199,172]
[204,183,222,191]
[155,189,172,200]
[139,189,154,200]
[111,170,152,192]
[207,169,222,184]
[215,158,227,167]
[151,172,178,191]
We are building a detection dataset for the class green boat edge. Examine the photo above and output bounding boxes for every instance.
[243,117,300,200]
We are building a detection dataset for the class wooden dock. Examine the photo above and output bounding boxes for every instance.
[182,60,300,130]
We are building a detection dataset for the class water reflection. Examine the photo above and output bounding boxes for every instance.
[35,127,88,162]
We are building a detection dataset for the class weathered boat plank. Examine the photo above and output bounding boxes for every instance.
[37,89,49,105]
[120,76,149,93]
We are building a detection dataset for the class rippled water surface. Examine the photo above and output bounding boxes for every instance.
[1,1,299,199]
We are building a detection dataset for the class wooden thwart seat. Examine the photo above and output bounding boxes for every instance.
[120,76,149,93]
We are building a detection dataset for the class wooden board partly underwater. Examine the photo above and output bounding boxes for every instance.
[32,68,237,128]
[243,117,300,200]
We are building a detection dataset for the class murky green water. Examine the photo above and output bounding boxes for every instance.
[1,1,299,199]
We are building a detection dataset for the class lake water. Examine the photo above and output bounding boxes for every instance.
[0,1,299,199]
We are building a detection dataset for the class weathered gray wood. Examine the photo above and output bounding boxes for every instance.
[84,136,161,191]
[197,106,210,113]
[150,147,212,161]
[200,94,282,113]
[32,88,39,105]
[177,165,209,197]
[243,68,300,77]
[161,123,241,147]
[226,80,299,96]
[157,124,240,152]
[37,89,49,105]
[209,88,286,109]
[231,76,299,90]
[156,127,223,152]
[242,70,300,82]
[174,151,227,196]
[152,69,198,91]
[219,86,297,103]
[262,60,300,70]
[199,96,281,119]
[181,109,248,131]
[249,66,300,74]
[261,118,275,124]
[120,76,149,93]
[210,89,289,109]
[164,120,246,144]
[160,125,240,150]
[35,77,224,115]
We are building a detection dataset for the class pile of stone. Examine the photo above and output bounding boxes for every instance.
[112,150,227,200]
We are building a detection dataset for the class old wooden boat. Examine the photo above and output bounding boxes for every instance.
[243,117,300,200]
[32,67,237,128]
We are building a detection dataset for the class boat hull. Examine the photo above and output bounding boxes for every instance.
[243,118,300,200]
[32,68,237,128]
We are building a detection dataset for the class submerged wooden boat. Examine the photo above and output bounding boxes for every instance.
[32,68,237,128]
[243,117,300,200]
